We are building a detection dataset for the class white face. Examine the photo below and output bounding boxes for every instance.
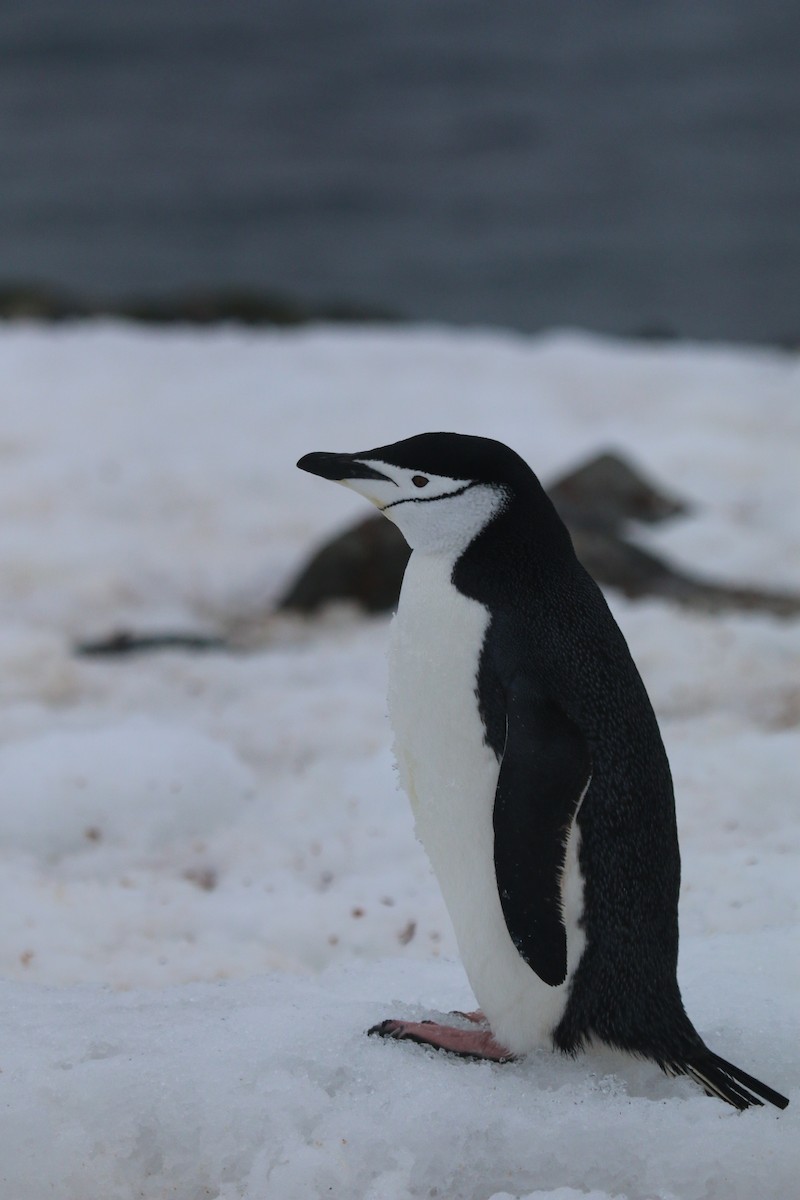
[340,458,507,555]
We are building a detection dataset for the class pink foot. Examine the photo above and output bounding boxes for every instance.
[368,1018,515,1062]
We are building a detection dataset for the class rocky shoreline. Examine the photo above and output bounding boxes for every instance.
[0,283,399,326]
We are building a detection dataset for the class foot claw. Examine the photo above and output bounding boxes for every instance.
[367,1019,404,1039]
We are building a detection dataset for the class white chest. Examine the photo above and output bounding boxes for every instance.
[387,550,585,1053]
[388,551,496,830]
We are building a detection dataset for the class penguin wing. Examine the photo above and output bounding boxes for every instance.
[493,676,592,987]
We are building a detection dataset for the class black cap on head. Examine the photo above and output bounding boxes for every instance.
[351,432,536,487]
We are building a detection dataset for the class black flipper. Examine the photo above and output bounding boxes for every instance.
[493,676,592,987]
[674,1051,789,1111]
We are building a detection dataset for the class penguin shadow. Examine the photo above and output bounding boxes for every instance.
[570,1045,698,1105]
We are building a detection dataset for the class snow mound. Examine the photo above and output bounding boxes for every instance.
[0,717,256,858]
[0,950,794,1200]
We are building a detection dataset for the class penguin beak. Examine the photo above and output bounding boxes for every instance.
[297,452,393,485]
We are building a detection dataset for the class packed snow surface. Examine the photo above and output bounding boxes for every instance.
[0,323,797,1199]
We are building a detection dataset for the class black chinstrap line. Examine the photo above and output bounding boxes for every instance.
[382,479,479,511]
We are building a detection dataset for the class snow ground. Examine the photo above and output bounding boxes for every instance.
[0,322,797,1199]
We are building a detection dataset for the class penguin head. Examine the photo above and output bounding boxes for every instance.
[298,432,536,553]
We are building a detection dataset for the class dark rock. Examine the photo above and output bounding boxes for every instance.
[76,630,227,657]
[0,283,90,320]
[548,450,689,531]
[568,527,800,616]
[0,282,399,326]
[116,287,400,326]
[119,289,313,326]
[278,516,411,614]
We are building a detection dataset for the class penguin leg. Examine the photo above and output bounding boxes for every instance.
[368,1019,514,1062]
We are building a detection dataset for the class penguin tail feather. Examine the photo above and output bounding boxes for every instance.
[671,1051,789,1111]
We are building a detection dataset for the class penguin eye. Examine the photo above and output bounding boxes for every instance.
[411,475,429,488]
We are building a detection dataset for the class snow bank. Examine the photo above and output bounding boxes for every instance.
[0,323,796,1198]
[1,940,794,1200]
[0,717,256,857]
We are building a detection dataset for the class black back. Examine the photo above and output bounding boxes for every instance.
[448,460,703,1061]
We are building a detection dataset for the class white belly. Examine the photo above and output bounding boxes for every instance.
[388,550,584,1054]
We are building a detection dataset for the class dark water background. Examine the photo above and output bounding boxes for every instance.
[1,0,799,341]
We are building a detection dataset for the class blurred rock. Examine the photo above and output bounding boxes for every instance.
[117,288,399,326]
[76,631,226,657]
[278,515,411,615]
[0,283,86,320]
[0,282,398,326]
[547,450,689,530]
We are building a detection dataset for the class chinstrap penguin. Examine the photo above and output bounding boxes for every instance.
[297,432,789,1111]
